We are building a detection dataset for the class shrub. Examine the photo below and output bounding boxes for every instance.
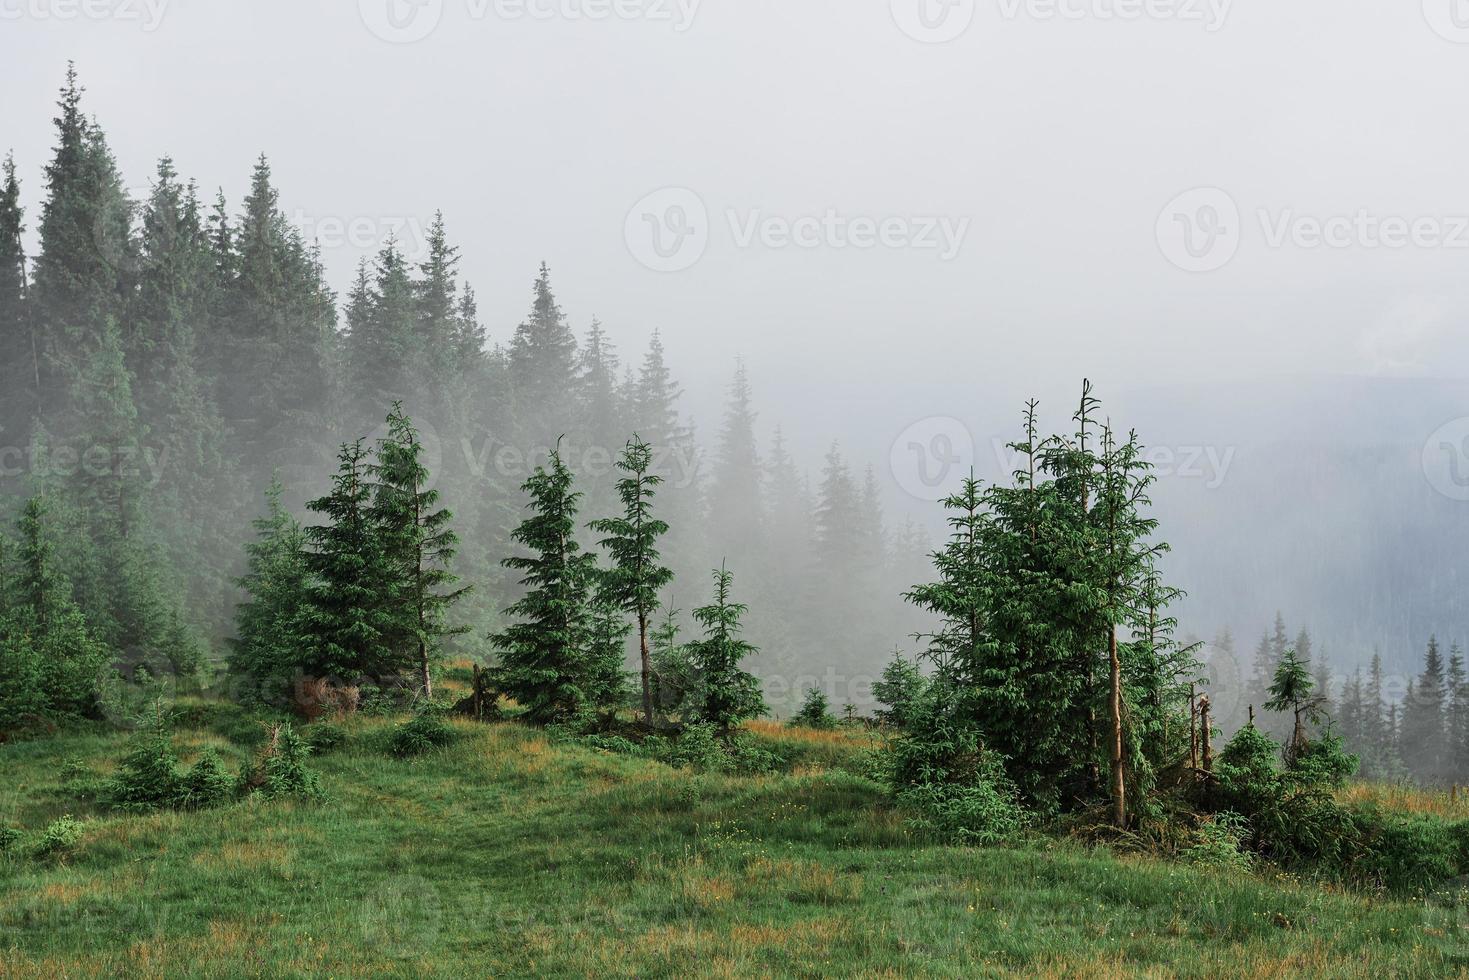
[388,705,456,758]
[873,654,929,729]
[643,723,729,772]
[304,722,349,753]
[105,718,187,813]
[1184,812,1253,872]
[180,749,237,810]
[791,689,836,730]
[34,815,83,860]
[1288,731,1358,790]
[0,826,22,856]
[257,723,324,801]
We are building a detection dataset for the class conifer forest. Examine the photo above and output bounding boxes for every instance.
[5,8,1469,977]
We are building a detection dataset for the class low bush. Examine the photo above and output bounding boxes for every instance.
[34,815,82,860]
[388,705,456,758]
[249,723,324,801]
[0,826,22,856]
[180,749,237,810]
[304,722,349,753]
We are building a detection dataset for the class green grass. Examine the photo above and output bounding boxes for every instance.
[2,710,1467,978]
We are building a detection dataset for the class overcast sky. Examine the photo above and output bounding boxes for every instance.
[4,0,1469,493]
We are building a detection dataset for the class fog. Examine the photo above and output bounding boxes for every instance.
[5,0,1469,683]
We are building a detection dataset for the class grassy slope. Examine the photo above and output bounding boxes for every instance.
[1,713,1465,979]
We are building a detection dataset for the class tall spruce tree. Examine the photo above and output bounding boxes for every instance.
[371,403,469,698]
[229,476,309,699]
[492,446,598,724]
[588,437,674,726]
[0,153,32,456]
[301,440,400,681]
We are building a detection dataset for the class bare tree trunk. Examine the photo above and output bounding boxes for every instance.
[1109,625,1125,827]
[1200,697,1214,773]
[1189,684,1199,774]
[639,610,652,726]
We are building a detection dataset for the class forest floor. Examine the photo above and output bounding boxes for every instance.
[2,706,1467,978]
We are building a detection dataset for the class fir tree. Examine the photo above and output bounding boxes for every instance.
[371,403,469,698]
[588,437,674,726]
[0,153,33,454]
[300,441,399,681]
[508,263,579,437]
[1403,636,1449,784]
[1264,648,1322,765]
[492,446,598,724]
[687,564,765,733]
[229,476,309,700]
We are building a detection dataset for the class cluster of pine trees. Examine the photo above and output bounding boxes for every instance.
[898,386,1198,824]
[1208,615,1468,788]
[0,66,928,730]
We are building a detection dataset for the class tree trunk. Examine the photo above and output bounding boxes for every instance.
[1109,625,1125,827]
[1200,697,1214,773]
[639,610,653,726]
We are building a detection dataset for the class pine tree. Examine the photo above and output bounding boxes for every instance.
[508,263,579,438]
[707,359,763,570]
[371,403,469,698]
[688,564,765,733]
[1264,648,1322,765]
[492,447,598,724]
[1403,636,1449,784]
[588,437,674,726]
[0,152,33,455]
[300,441,400,681]
[905,475,985,675]
[1448,644,1468,785]
[584,595,632,719]
[229,476,309,699]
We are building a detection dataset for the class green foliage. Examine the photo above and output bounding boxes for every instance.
[228,476,309,701]
[388,704,457,757]
[371,403,470,698]
[889,685,1026,845]
[34,815,83,860]
[1289,730,1358,790]
[256,723,324,801]
[1183,812,1253,872]
[179,749,236,810]
[304,722,349,753]
[492,448,599,725]
[686,566,765,732]
[0,826,23,856]
[588,436,674,724]
[873,653,928,729]
[104,710,187,813]
[301,440,401,681]
[791,688,837,730]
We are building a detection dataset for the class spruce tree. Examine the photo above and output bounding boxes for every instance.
[492,447,598,724]
[584,595,632,719]
[300,441,399,681]
[688,564,765,733]
[0,153,32,455]
[371,403,469,698]
[588,437,674,726]
[1264,649,1322,765]
[1404,636,1449,783]
[508,263,579,437]
[229,476,309,700]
